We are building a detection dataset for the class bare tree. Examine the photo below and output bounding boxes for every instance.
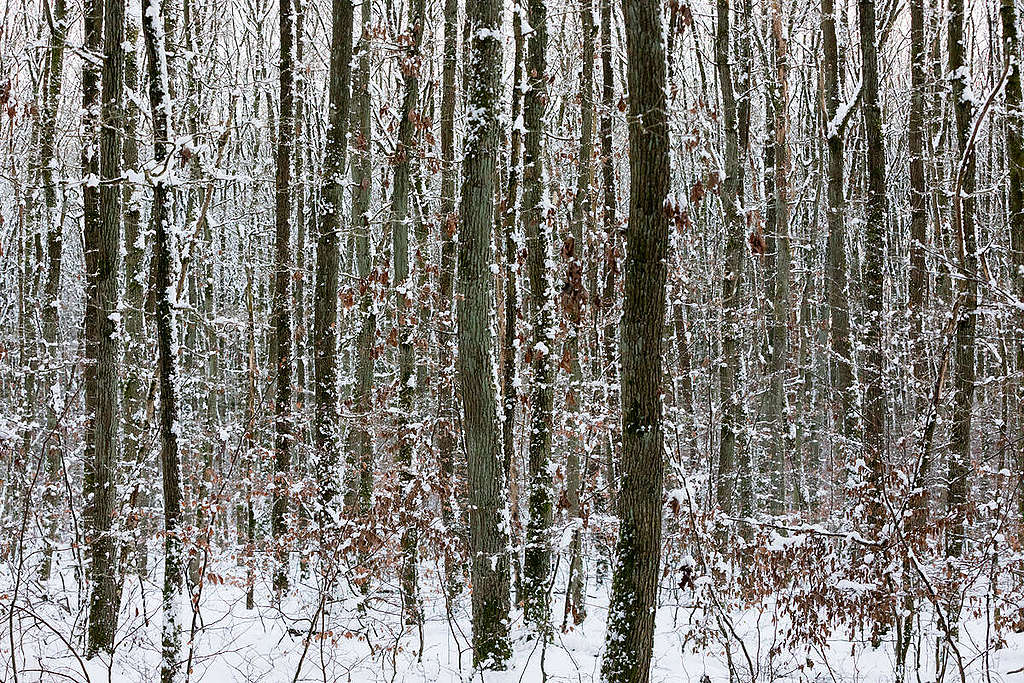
[601,0,670,677]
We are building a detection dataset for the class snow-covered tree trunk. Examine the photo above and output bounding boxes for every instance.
[600,0,669,676]
[272,0,295,592]
[458,0,512,663]
[521,0,555,631]
[141,0,184,677]
[315,0,352,513]
[84,0,125,655]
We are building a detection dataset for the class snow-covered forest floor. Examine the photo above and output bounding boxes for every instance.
[7,546,1024,682]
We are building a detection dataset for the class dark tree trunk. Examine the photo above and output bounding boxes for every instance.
[140,1,185,677]
[458,0,512,664]
[314,0,353,513]
[522,0,555,629]
[85,0,125,655]
[946,0,977,560]
[856,0,888,531]
[272,0,295,591]
[600,0,669,677]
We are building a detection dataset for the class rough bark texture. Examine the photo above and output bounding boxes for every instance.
[345,0,374,517]
[714,0,751,520]
[39,0,68,582]
[822,0,857,443]
[436,0,459,589]
[272,0,295,591]
[85,0,124,654]
[857,0,888,531]
[1000,0,1023,520]
[140,1,185,677]
[564,0,595,627]
[600,0,669,677]
[314,0,353,513]
[501,4,525,603]
[522,0,555,629]
[946,0,977,559]
[390,0,425,623]
[598,0,619,513]
[458,0,512,663]
[766,0,792,515]
[908,0,929,406]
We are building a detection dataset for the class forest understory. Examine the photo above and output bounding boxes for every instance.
[2,0,1024,676]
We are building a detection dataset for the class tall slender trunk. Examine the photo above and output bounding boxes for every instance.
[39,0,68,582]
[501,4,525,602]
[85,0,125,655]
[522,0,554,629]
[822,0,857,446]
[436,0,459,590]
[601,0,669,676]
[140,2,184,678]
[345,0,374,517]
[908,0,929,407]
[766,0,792,516]
[389,0,426,624]
[598,0,619,515]
[714,0,751,520]
[459,0,512,664]
[946,0,977,560]
[856,0,888,532]
[563,0,595,628]
[272,0,295,592]
[121,3,151,579]
[315,0,353,513]
[999,0,1023,520]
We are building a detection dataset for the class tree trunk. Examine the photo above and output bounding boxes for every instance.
[946,0,977,560]
[600,0,669,677]
[999,0,1023,520]
[501,1,526,600]
[436,0,460,593]
[563,0,595,628]
[390,0,426,624]
[39,0,68,583]
[822,0,857,445]
[315,0,353,513]
[908,0,929,408]
[522,0,555,629]
[714,0,751,521]
[272,0,295,592]
[140,2,184,678]
[345,0,374,517]
[766,0,792,516]
[458,0,512,663]
[85,0,125,655]
[598,0,619,516]
[856,0,888,532]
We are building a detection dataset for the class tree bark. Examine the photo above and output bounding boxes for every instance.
[458,0,512,663]
[856,0,888,532]
[389,0,426,624]
[140,1,185,677]
[600,0,669,677]
[563,0,595,627]
[999,0,1023,520]
[315,0,353,513]
[39,0,68,582]
[522,0,555,629]
[946,0,977,559]
[766,0,792,516]
[714,0,751,521]
[822,0,857,445]
[85,0,124,655]
[272,0,295,591]
[345,0,374,517]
